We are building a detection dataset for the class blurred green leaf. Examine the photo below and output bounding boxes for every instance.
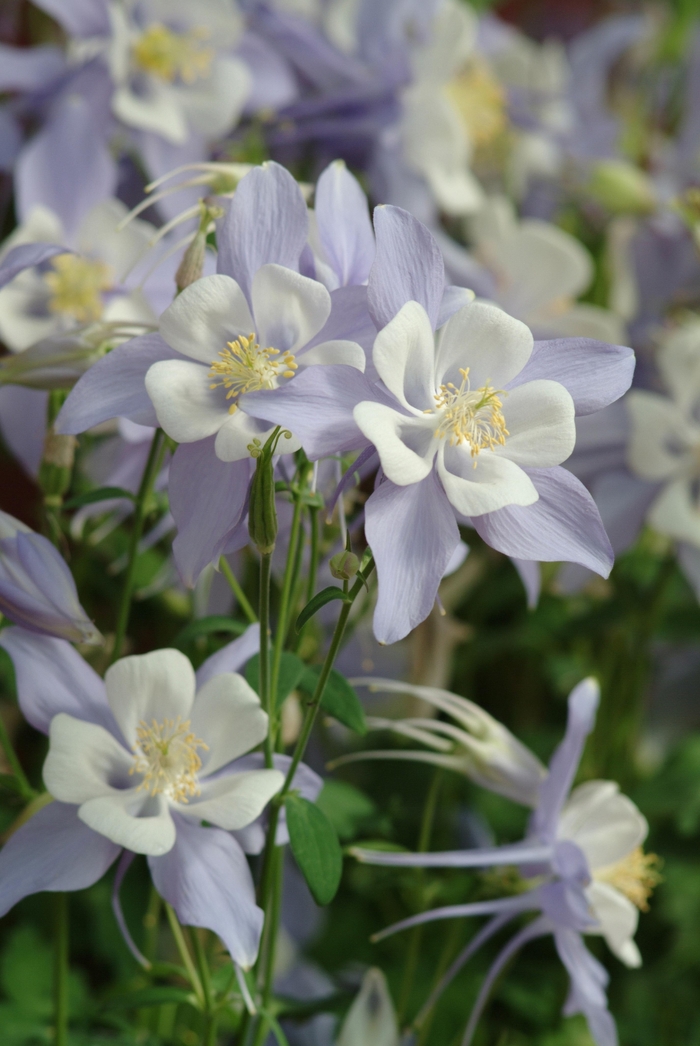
[301,667,366,734]
[316,780,376,841]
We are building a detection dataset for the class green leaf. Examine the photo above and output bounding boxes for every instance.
[295,586,349,633]
[316,780,376,841]
[104,986,198,1011]
[300,667,366,735]
[173,616,248,648]
[63,486,136,509]
[245,652,307,707]
[285,794,343,905]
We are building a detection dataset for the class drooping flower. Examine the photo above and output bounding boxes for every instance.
[0,510,101,645]
[351,679,659,1046]
[0,631,285,968]
[243,205,634,642]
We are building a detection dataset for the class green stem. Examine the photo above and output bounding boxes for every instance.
[398,770,443,1022]
[110,429,165,664]
[0,712,34,800]
[282,556,374,793]
[305,506,320,606]
[189,929,218,1046]
[164,903,204,1007]
[259,552,273,769]
[142,885,162,963]
[250,558,376,1046]
[220,556,257,624]
[251,848,284,1046]
[270,487,305,703]
[53,893,69,1046]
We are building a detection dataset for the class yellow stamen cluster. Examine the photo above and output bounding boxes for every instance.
[44,254,112,323]
[133,23,214,84]
[131,717,208,804]
[444,60,507,147]
[596,847,662,912]
[432,367,508,464]
[209,333,297,414]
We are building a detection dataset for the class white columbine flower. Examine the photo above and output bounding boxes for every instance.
[0,200,157,353]
[469,195,625,343]
[626,318,700,546]
[106,0,250,145]
[353,299,576,517]
[43,648,284,856]
[146,266,366,462]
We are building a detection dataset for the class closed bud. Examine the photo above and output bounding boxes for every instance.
[175,230,206,293]
[329,550,360,580]
[39,428,76,505]
[587,160,656,215]
[247,441,278,556]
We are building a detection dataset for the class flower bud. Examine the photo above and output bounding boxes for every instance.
[329,550,360,580]
[39,428,76,505]
[337,968,398,1046]
[247,439,278,556]
[587,160,656,215]
[175,200,223,293]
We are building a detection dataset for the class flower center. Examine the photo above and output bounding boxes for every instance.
[595,846,662,912]
[444,60,507,147]
[432,367,509,463]
[44,254,112,324]
[131,717,208,803]
[133,23,214,84]
[209,333,298,414]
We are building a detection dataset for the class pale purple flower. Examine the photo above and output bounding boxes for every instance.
[351,679,656,1046]
[243,205,635,642]
[0,628,311,968]
[0,510,101,645]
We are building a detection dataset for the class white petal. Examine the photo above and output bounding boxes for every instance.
[558,780,648,868]
[214,409,277,463]
[533,302,625,345]
[102,291,156,327]
[0,277,58,353]
[437,442,539,516]
[586,880,641,967]
[112,82,188,144]
[626,391,691,481]
[496,380,575,467]
[435,300,533,392]
[298,339,366,371]
[177,769,284,830]
[76,198,154,282]
[251,264,331,354]
[177,56,250,139]
[159,274,255,363]
[105,649,196,749]
[79,790,176,856]
[192,674,269,775]
[647,479,700,546]
[371,301,436,413]
[490,220,592,322]
[354,402,437,485]
[145,359,230,443]
[43,714,132,804]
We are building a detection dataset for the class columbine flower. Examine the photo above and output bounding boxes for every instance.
[469,195,625,344]
[0,630,285,968]
[57,161,368,585]
[626,321,700,549]
[0,199,160,354]
[351,679,659,1046]
[106,0,250,148]
[0,510,101,644]
[245,204,634,642]
[332,677,546,806]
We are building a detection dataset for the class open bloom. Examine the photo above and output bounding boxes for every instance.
[626,321,700,549]
[0,632,284,967]
[0,510,101,644]
[351,679,659,1046]
[244,203,635,642]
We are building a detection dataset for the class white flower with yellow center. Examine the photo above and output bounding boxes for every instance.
[557,780,659,967]
[353,299,576,517]
[0,199,158,353]
[43,648,284,856]
[626,319,700,547]
[400,0,485,217]
[145,265,366,462]
[107,0,250,145]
